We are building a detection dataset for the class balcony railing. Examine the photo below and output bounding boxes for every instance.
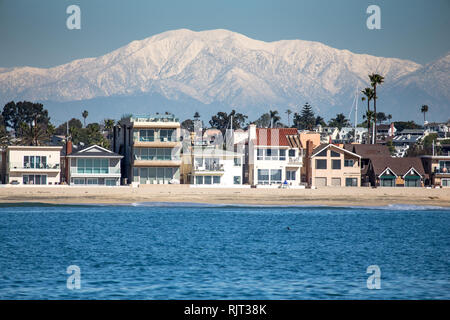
[9,162,60,170]
[70,167,121,174]
[194,164,224,172]
[137,136,179,142]
[435,168,450,174]
[288,157,303,164]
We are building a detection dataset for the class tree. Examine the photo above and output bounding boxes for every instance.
[181,119,195,132]
[254,113,271,128]
[209,110,248,134]
[376,112,387,124]
[315,116,326,127]
[328,113,351,130]
[293,103,315,130]
[421,105,429,124]
[193,112,201,121]
[285,109,293,127]
[387,114,392,124]
[55,118,83,136]
[0,114,10,147]
[269,110,281,128]
[361,87,374,144]
[103,118,115,140]
[363,110,375,144]
[369,73,384,143]
[82,110,89,127]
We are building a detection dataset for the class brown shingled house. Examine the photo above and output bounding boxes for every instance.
[367,157,425,187]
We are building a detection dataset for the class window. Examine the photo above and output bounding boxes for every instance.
[265,149,272,160]
[331,178,341,186]
[213,176,221,184]
[196,176,203,184]
[344,159,354,167]
[332,160,341,170]
[316,159,327,169]
[159,129,176,142]
[234,176,241,184]
[439,161,450,172]
[317,149,327,157]
[134,148,176,161]
[442,179,450,187]
[139,129,154,142]
[74,178,85,185]
[257,149,264,160]
[345,178,358,187]
[286,170,296,181]
[234,158,241,166]
[23,175,47,185]
[288,149,296,157]
[330,150,340,157]
[271,169,282,184]
[279,149,286,160]
[105,179,116,186]
[23,156,47,169]
[204,176,212,184]
[77,158,109,174]
[258,169,270,184]
[87,178,98,185]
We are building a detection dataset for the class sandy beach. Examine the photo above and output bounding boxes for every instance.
[0,185,449,207]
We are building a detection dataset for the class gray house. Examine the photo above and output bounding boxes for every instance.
[66,145,123,186]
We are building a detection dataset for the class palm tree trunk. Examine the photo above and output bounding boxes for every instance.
[367,100,371,144]
[373,85,377,144]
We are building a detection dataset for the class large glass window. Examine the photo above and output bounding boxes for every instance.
[258,169,270,184]
[77,158,108,174]
[23,174,47,185]
[344,159,354,167]
[288,149,296,157]
[316,159,327,169]
[286,170,296,181]
[139,129,154,142]
[257,149,264,160]
[279,149,286,161]
[23,156,47,169]
[345,178,358,187]
[317,149,327,157]
[137,167,176,184]
[234,176,241,184]
[330,150,340,157]
[271,169,282,184]
[134,148,177,161]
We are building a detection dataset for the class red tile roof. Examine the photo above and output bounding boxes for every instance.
[256,128,299,146]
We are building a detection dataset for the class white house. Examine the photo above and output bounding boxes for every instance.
[190,147,244,186]
[66,145,123,186]
[5,146,62,185]
[248,124,303,187]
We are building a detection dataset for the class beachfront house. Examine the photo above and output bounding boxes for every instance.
[367,157,425,187]
[307,144,361,187]
[248,124,303,187]
[4,145,62,185]
[189,147,244,186]
[66,144,123,186]
[421,155,450,187]
[113,114,182,185]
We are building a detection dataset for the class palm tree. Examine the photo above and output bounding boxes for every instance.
[363,110,375,144]
[285,109,293,127]
[421,105,429,124]
[361,87,374,144]
[269,110,281,128]
[103,119,115,140]
[82,110,89,127]
[193,112,200,121]
[369,73,384,143]
[387,114,392,124]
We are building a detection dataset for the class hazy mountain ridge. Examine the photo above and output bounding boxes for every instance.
[0,29,448,122]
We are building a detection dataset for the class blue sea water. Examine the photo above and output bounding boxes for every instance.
[0,203,449,299]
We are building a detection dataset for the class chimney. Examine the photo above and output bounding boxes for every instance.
[305,140,314,187]
[249,124,257,141]
[390,122,394,137]
[66,139,72,155]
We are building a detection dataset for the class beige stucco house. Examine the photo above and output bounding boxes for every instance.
[309,144,361,187]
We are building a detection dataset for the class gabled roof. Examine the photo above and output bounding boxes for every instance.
[311,143,361,158]
[370,157,425,177]
[344,144,390,158]
[255,128,299,147]
[67,144,123,158]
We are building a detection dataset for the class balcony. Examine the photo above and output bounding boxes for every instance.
[194,163,224,173]
[434,167,450,175]
[9,162,60,171]
[288,157,303,166]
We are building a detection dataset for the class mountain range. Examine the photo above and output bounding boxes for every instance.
[0,29,448,124]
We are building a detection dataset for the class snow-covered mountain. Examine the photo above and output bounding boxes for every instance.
[0,29,448,122]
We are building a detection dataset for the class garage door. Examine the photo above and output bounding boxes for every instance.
[315,177,327,187]
[331,178,341,186]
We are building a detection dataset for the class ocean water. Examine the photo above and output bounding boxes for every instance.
[0,203,449,299]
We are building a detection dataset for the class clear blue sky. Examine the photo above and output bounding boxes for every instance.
[0,0,449,68]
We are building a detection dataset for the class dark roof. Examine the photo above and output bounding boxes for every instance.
[344,144,390,158]
[370,157,425,177]
[256,128,299,147]
[68,145,122,158]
